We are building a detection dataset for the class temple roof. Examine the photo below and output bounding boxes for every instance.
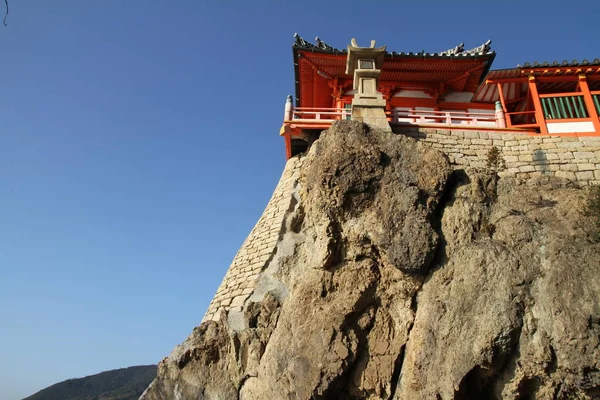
[292,35,496,107]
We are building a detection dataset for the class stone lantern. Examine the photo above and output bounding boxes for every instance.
[345,38,390,131]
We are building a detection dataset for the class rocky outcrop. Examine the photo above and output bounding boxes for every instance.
[141,121,600,400]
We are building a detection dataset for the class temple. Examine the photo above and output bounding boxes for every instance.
[280,35,600,159]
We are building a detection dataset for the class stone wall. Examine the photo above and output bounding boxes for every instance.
[202,156,303,322]
[399,127,600,185]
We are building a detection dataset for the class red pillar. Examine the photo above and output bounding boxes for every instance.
[528,76,548,134]
[578,74,600,135]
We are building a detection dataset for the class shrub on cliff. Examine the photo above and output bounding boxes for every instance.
[486,146,505,173]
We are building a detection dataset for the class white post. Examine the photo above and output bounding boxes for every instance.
[284,95,293,122]
[495,101,506,128]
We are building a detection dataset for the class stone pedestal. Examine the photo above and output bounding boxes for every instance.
[351,104,390,131]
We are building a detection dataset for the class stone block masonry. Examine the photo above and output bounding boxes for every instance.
[202,156,304,323]
[399,128,600,185]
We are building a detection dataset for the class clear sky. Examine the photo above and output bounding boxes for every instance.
[0,1,598,399]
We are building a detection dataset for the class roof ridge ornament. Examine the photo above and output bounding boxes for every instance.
[438,43,465,56]
[315,36,336,52]
[438,40,493,56]
[293,33,342,52]
[293,33,314,49]
[463,39,492,55]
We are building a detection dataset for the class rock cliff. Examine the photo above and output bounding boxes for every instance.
[141,121,600,400]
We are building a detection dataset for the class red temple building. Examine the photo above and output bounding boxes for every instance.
[281,35,600,159]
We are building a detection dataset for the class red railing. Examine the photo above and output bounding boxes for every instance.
[506,111,537,128]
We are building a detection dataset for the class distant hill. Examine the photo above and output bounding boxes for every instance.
[23,365,156,400]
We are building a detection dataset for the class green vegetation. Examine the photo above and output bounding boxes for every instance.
[23,365,156,400]
[583,185,600,241]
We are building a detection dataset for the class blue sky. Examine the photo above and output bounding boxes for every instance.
[0,1,598,398]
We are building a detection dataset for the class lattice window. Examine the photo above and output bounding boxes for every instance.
[541,95,589,119]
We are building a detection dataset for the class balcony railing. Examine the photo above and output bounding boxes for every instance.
[290,107,350,121]
[506,111,537,128]
[286,107,498,127]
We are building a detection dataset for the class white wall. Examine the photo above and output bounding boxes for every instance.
[393,90,433,99]
[547,121,595,134]
[443,91,473,102]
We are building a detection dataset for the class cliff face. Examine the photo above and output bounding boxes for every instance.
[141,121,600,400]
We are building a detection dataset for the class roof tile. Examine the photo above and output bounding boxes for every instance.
[518,58,600,68]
